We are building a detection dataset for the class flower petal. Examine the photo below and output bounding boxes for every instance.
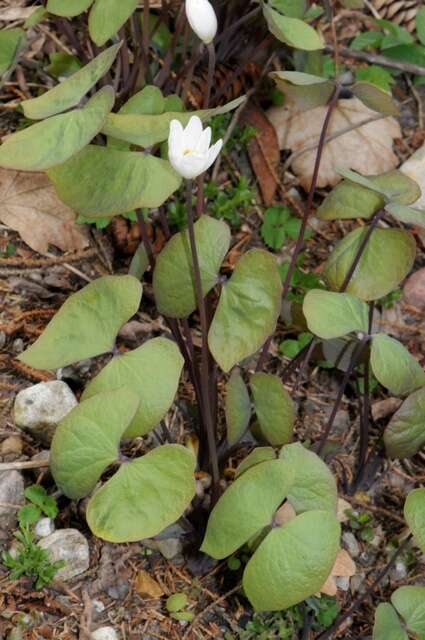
[168,119,184,156]
[196,126,212,155]
[205,139,223,171]
[184,115,203,146]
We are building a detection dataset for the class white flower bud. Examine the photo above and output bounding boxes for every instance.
[185,0,218,44]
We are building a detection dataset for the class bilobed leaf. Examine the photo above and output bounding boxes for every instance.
[201,460,294,559]
[209,250,282,372]
[108,85,165,151]
[263,4,324,50]
[0,86,114,171]
[18,275,142,369]
[404,488,425,554]
[386,203,425,229]
[384,387,425,458]
[47,0,94,17]
[153,215,230,318]
[129,243,149,279]
[324,227,416,301]
[225,369,251,446]
[50,389,140,499]
[317,179,384,221]
[251,373,294,446]
[391,586,425,637]
[338,168,421,205]
[22,43,120,119]
[235,447,277,479]
[303,289,369,339]
[101,96,246,148]
[373,603,408,640]
[279,442,337,513]
[48,145,181,217]
[351,81,399,116]
[243,510,340,611]
[89,0,139,46]
[270,71,334,110]
[0,28,25,76]
[86,445,196,542]
[371,334,425,396]
[82,338,184,438]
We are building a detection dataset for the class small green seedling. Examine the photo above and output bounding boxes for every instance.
[347,509,375,542]
[261,206,312,251]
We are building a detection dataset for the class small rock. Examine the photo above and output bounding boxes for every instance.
[335,576,350,591]
[1,435,23,457]
[389,559,408,582]
[91,627,119,640]
[38,529,89,580]
[92,600,105,614]
[12,338,24,354]
[0,470,24,530]
[342,531,360,559]
[14,381,77,444]
[34,517,55,539]
[404,268,425,311]
[145,537,183,560]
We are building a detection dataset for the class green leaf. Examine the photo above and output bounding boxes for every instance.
[303,289,369,339]
[338,168,421,205]
[260,206,290,250]
[47,53,82,78]
[24,485,58,518]
[404,488,425,554]
[225,369,251,446]
[101,96,246,148]
[324,227,416,301]
[153,215,230,318]
[129,243,149,280]
[269,71,334,110]
[19,275,142,370]
[279,442,337,513]
[0,28,25,76]
[22,43,120,120]
[355,65,395,92]
[0,86,114,172]
[384,44,425,67]
[88,0,138,46]
[47,145,181,218]
[18,504,42,527]
[108,85,165,151]
[373,603,408,640]
[391,586,425,637]
[340,0,363,7]
[234,447,277,479]
[250,373,294,446]
[263,5,324,50]
[317,180,384,221]
[351,30,384,51]
[86,445,196,542]
[271,0,307,19]
[47,0,94,17]
[351,82,399,116]
[386,203,425,229]
[24,7,48,29]
[82,337,184,438]
[371,334,425,396]
[417,8,425,46]
[50,389,140,499]
[209,250,282,372]
[243,510,340,611]
[201,459,294,559]
[385,387,425,458]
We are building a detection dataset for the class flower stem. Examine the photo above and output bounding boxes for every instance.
[185,180,220,498]
[206,42,216,108]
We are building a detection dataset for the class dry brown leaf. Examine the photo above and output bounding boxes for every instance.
[267,97,401,190]
[0,168,89,254]
[274,501,297,527]
[134,569,164,599]
[319,549,356,596]
[241,106,280,205]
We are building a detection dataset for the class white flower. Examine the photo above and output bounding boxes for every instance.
[185,0,218,44]
[168,116,223,180]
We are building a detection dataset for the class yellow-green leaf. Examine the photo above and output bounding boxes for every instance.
[263,5,324,50]
[371,334,425,396]
[47,0,94,16]
[251,373,294,446]
[225,369,251,446]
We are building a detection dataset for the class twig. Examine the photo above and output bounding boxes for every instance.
[183,584,242,639]
[325,44,425,77]
[0,459,50,471]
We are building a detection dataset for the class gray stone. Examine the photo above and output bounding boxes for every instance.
[14,381,77,444]
[38,529,89,580]
[335,576,350,591]
[144,537,183,560]
[91,627,119,640]
[0,470,24,530]
[34,517,55,539]
[342,531,360,559]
